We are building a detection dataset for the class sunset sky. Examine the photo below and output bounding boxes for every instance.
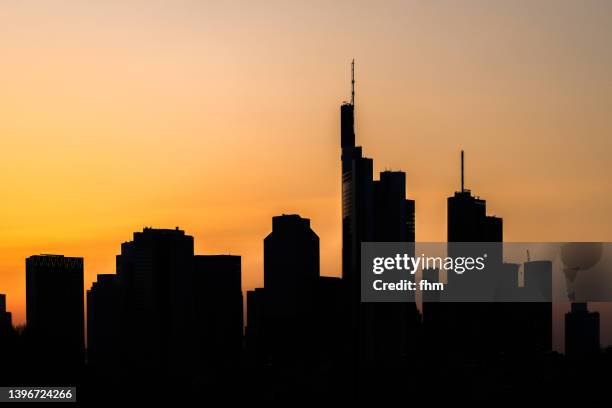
[1,1,611,348]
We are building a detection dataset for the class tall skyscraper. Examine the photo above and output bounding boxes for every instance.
[444,152,505,357]
[193,255,243,371]
[26,254,84,368]
[116,227,195,374]
[339,62,418,365]
[341,62,374,298]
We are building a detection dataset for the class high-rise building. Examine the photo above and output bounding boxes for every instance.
[247,214,345,367]
[565,302,600,357]
[87,274,122,373]
[339,62,418,365]
[193,255,243,371]
[374,171,415,242]
[264,214,320,311]
[26,254,84,368]
[341,62,375,298]
[263,214,320,363]
[444,152,505,357]
[116,227,195,374]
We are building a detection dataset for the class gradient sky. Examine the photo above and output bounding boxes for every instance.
[1,1,611,349]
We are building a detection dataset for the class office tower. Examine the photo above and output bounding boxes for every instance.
[565,302,600,357]
[193,255,243,371]
[264,214,320,309]
[339,62,418,366]
[374,171,415,242]
[341,62,374,298]
[26,255,84,368]
[444,151,504,357]
[263,214,320,363]
[116,227,195,374]
[87,274,122,373]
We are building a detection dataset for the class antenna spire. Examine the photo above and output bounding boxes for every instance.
[351,59,355,106]
[461,150,465,192]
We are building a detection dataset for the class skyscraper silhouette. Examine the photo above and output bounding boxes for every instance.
[264,214,319,312]
[26,255,84,370]
[263,214,320,364]
[193,255,243,372]
[339,62,418,367]
[116,227,195,374]
[444,152,504,357]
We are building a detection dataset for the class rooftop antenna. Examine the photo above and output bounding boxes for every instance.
[461,150,465,192]
[351,59,355,106]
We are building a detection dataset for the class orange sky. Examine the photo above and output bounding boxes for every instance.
[1,1,611,349]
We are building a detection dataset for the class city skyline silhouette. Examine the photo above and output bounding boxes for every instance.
[1,2,612,403]
[0,58,611,403]
[1,58,611,351]
[2,3,612,335]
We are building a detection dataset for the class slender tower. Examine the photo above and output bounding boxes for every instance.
[341,60,355,154]
[341,61,357,284]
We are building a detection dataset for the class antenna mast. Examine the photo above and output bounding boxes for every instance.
[461,150,465,192]
[351,59,355,106]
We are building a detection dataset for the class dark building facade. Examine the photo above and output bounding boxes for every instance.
[193,255,243,372]
[116,227,195,374]
[86,228,244,380]
[247,215,345,368]
[87,274,122,373]
[264,214,320,313]
[26,255,84,368]
[565,302,600,357]
[263,214,320,363]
